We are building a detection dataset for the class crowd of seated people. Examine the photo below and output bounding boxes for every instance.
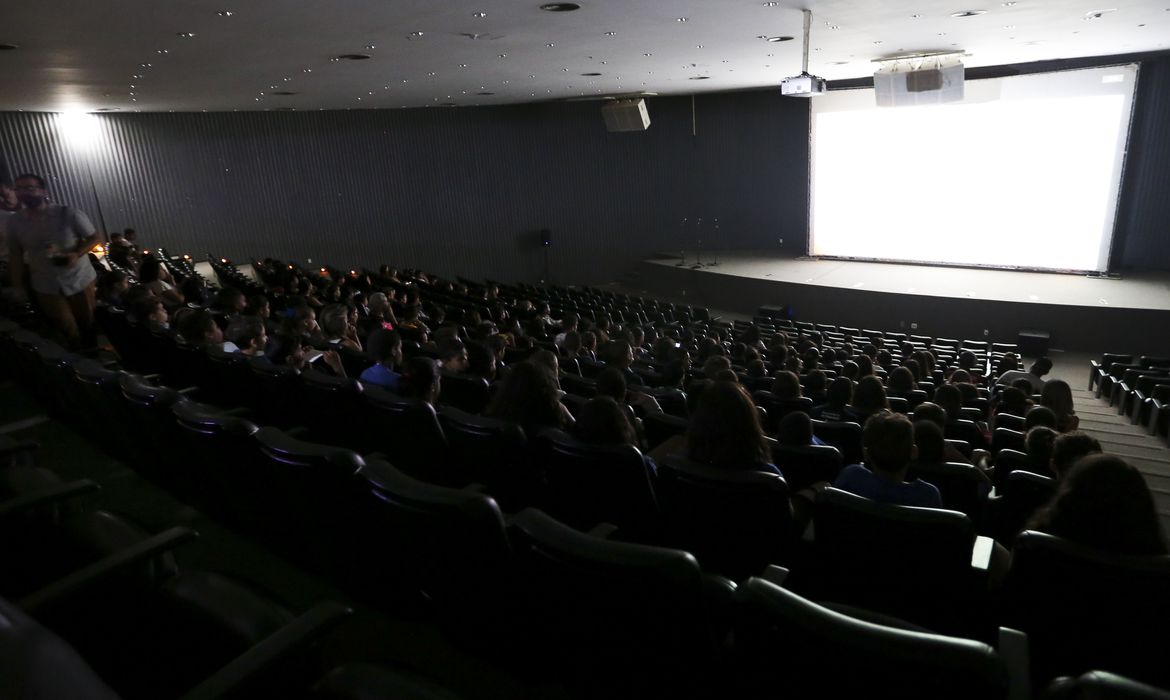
[75,252,1170,654]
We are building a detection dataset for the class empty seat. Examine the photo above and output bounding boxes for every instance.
[769,443,843,492]
[732,576,1013,700]
[532,429,660,541]
[656,456,799,580]
[506,508,734,695]
[795,487,994,637]
[811,420,863,465]
[436,406,532,508]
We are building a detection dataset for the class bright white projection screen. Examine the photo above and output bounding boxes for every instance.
[809,64,1138,272]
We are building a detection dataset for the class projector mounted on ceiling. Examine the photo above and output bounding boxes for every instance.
[781,9,827,98]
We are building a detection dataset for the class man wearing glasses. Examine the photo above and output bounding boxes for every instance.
[6,173,103,349]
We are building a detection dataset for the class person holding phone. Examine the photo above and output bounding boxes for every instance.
[6,173,103,349]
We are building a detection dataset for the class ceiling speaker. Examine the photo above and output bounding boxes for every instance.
[602,98,651,132]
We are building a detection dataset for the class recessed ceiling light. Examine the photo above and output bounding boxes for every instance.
[951,10,987,17]
[689,76,709,80]
[139,63,152,68]
[676,17,688,22]
[473,11,487,18]
[1003,24,1015,28]
[156,49,169,54]
[216,10,234,16]
[409,31,424,37]
[605,31,617,36]
[302,68,312,73]
[540,3,581,11]
[766,36,794,42]
[911,13,922,18]
[546,43,556,47]
[459,63,468,68]
[176,32,196,38]
[428,71,436,76]
[643,52,653,56]
[873,40,883,44]
[763,1,778,5]
[582,72,602,76]
[498,53,507,58]
[335,54,371,60]
[1084,9,1117,20]
[365,44,377,50]
[1002,1,1016,5]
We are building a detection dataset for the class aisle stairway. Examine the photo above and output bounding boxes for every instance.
[1073,385,1170,538]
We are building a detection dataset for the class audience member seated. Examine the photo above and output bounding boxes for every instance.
[466,340,497,382]
[485,360,574,434]
[770,370,803,400]
[804,369,828,405]
[319,303,362,353]
[1027,454,1167,556]
[888,366,918,397]
[850,375,890,424]
[661,381,781,476]
[436,337,469,374]
[833,412,943,508]
[1050,432,1103,480]
[1024,405,1059,431]
[131,296,170,332]
[266,332,346,376]
[811,376,855,422]
[1040,379,1080,432]
[138,257,184,308]
[571,395,651,477]
[224,315,268,356]
[993,386,1032,426]
[177,308,223,349]
[776,411,827,448]
[96,270,130,308]
[359,328,403,392]
[996,357,1052,394]
[599,339,645,386]
[913,402,983,465]
[397,355,441,404]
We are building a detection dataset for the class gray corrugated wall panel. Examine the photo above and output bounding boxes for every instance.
[0,93,804,284]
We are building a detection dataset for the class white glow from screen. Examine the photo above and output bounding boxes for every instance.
[809,65,1138,272]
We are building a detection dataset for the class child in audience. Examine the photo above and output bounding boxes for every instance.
[359,328,403,391]
[1040,379,1080,432]
[1028,454,1166,556]
[833,412,942,508]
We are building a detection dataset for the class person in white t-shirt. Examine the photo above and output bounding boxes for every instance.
[6,174,103,348]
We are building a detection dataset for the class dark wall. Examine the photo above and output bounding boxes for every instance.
[0,91,808,285]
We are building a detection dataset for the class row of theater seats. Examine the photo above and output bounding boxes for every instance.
[1091,353,1170,443]
[9,317,1170,696]
[0,428,479,698]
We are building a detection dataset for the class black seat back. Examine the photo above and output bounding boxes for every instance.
[657,456,796,580]
[1003,531,1170,690]
[732,577,1009,700]
[534,429,659,539]
[770,443,843,492]
[360,386,449,483]
[811,420,863,465]
[908,460,987,520]
[436,406,531,507]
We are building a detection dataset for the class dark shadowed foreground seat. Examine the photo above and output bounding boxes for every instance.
[506,508,735,696]
[732,575,1017,700]
[657,456,798,581]
[794,487,994,638]
[1046,670,1170,700]
[1002,531,1170,691]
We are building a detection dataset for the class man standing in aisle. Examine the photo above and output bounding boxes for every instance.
[6,173,103,349]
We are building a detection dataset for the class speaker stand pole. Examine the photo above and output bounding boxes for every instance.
[543,246,550,285]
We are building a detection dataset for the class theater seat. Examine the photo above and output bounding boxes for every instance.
[1003,531,1170,691]
[1047,670,1170,700]
[732,576,1015,700]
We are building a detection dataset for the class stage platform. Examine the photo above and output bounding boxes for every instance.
[633,251,1170,353]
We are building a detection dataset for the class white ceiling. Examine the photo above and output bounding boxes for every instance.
[2,0,1168,112]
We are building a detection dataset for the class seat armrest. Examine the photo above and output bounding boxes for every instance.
[179,601,353,700]
[759,564,790,587]
[998,626,1030,700]
[18,526,198,614]
[0,480,100,519]
[587,522,619,539]
[0,438,39,460]
[971,535,994,573]
[177,386,201,395]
